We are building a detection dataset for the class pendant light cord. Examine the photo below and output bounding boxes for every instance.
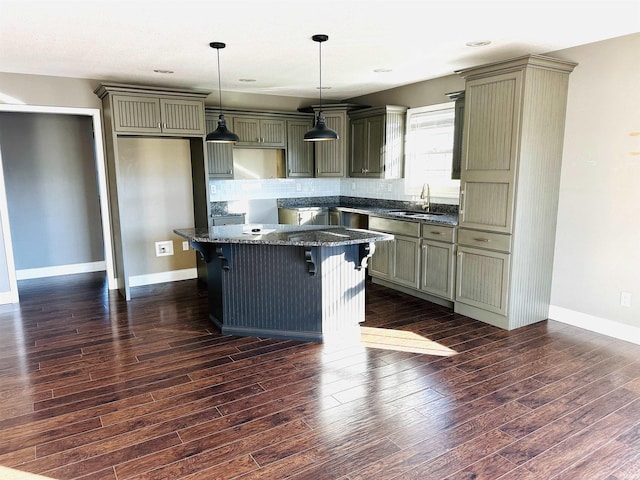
[318,40,322,110]
[217,48,223,116]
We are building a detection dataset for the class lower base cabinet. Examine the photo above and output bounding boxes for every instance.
[455,244,510,315]
[278,207,329,225]
[421,239,456,301]
[368,216,456,302]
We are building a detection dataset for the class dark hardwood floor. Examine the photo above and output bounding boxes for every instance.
[1,272,639,479]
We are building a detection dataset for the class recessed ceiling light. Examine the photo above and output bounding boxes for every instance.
[239,78,256,82]
[153,69,174,74]
[374,68,392,73]
[465,40,492,47]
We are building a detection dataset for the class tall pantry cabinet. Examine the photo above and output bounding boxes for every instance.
[454,55,577,330]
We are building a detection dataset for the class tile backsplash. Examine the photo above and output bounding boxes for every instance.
[209,177,459,204]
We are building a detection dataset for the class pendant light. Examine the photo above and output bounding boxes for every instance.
[206,41,239,143]
[304,34,338,142]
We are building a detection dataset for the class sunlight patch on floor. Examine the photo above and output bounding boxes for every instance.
[360,326,458,356]
[0,467,57,479]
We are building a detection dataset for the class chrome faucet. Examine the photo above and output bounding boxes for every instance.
[420,183,430,212]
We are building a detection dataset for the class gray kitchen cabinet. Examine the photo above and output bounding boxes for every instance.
[368,216,420,289]
[211,214,245,226]
[368,234,391,278]
[309,104,367,177]
[111,94,205,136]
[205,117,234,178]
[286,119,314,177]
[278,207,328,225]
[314,108,348,177]
[420,224,456,301]
[349,105,407,178]
[232,116,286,147]
[391,235,420,289]
[446,91,464,180]
[454,55,576,329]
[456,244,510,315]
[94,83,211,300]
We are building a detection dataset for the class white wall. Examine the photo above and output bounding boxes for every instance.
[547,33,640,342]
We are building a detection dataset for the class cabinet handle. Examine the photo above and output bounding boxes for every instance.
[162,122,167,129]
[157,122,162,129]
[473,237,490,242]
[459,189,465,214]
[228,169,233,174]
[430,231,443,235]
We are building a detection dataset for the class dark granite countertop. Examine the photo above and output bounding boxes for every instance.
[175,225,393,247]
[276,196,458,226]
[333,206,458,226]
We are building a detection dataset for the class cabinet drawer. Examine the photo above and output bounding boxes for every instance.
[369,216,420,237]
[458,229,511,253]
[421,224,455,243]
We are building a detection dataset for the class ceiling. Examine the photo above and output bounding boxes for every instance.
[1,0,638,101]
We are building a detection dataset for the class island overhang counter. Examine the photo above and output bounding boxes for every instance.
[175,224,393,342]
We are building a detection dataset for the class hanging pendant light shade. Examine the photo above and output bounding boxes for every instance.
[304,34,338,142]
[206,41,239,143]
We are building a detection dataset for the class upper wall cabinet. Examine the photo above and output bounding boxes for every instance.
[95,84,209,137]
[286,118,314,178]
[348,105,407,179]
[232,115,286,148]
[205,117,234,178]
[303,104,365,178]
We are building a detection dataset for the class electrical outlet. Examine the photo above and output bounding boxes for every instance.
[155,240,174,257]
[210,184,217,196]
[620,291,632,307]
[182,241,189,251]
[296,183,302,192]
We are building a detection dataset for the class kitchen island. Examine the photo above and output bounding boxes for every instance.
[175,224,393,342]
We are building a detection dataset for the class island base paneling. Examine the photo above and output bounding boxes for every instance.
[199,242,373,342]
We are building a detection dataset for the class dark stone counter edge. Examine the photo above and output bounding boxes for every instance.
[174,226,394,247]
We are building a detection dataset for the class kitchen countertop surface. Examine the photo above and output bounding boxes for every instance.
[175,225,393,247]
[332,206,458,226]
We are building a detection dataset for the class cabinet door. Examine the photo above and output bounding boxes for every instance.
[233,117,261,145]
[159,98,205,135]
[369,237,392,279]
[421,240,455,300]
[456,245,510,315]
[315,111,346,177]
[112,95,162,134]
[312,212,329,225]
[286,120,314,177]
[459,71,522,233]
[349,118,367,177]
[392,235,420,289]
[259,119,286,147]
[205,118,234,178]
[364,115,385,177]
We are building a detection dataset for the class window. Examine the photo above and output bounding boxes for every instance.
[404,102,460,201]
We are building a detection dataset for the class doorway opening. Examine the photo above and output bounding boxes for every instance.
[0,104,116,304]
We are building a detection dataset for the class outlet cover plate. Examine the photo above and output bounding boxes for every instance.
[155,240,174,257]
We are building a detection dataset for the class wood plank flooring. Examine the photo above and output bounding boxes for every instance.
[1,272,639,479]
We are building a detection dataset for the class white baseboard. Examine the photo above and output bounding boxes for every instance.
[0,290,19,305]
[16,261,106,280]
[549,305,640,346]
[129,268,197,287]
